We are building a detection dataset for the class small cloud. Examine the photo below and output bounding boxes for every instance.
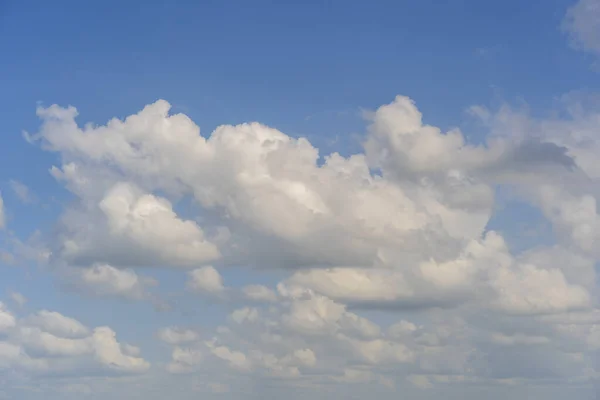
[157,327,200,345]
[9,180,36,204]
[242,284,277,303]
[62,263,153,301]
[187,266,225,295]
[466,105,491,122]
[407,375,433,389]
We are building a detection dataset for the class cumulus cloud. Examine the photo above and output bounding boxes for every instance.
[283,231,592,315]
[0,304,149,376]
[30,98,498,270]
[54,181,220,268]
[0,303,16,332]
[166,345,204,373]
[16,90,600,396]
[157,283,599,391]
[62,263,156,300]
[157,327,200,345]
[187,266,225,295]
[242,284,278,303]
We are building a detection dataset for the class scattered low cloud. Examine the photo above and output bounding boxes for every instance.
[0,303,149,376]
[61,264,157,301]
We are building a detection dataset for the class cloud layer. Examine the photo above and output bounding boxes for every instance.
[2,85,595,399]
[0,303,149,377]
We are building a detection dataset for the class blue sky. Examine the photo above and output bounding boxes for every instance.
[1,0,600,399]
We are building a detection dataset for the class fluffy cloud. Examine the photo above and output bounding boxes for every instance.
[167,345,204,373]
[0,303,16,332]
[31,94,580,276]
[489,264,591,315]
[62,263,155,300]
[283,231,592,315]
[3,0,600,397]
[16,88,600,396]
[187,266,225,295]
[22,310,90,338]
[54,181,220,268]
[31,98,497,271]
[242,284,278,303]
[156,284,599,391]
[0,304,149,376]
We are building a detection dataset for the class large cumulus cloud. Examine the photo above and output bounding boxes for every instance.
[11,90,599,398]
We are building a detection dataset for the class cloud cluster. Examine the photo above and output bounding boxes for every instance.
[10,77,600,397]
[61,263,156,300]
[0,303,149,377]
[159,271,599,390]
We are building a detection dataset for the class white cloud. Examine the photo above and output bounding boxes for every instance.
[20,93,600,396]
[166,346,203,373]
[489,264,591,315]
[282,230,592,316]
[22,310,90,338]
[242,284,278,303]
[31,98,512,271]
[64,263,154,300]
[16,326,92,357]
[205,341,252,371]
[91,326,150,373]
[0,303,16,332]
[187,266,225,295]
[285,267,413,304]
[0,307,149,376]
[157,327,200,345]
[230,307,259,324]
[57,182,220,268]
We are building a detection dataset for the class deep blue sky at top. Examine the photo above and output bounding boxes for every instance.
[0,0,595,234]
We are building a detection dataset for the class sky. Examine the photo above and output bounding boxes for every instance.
[0,0,600,398]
